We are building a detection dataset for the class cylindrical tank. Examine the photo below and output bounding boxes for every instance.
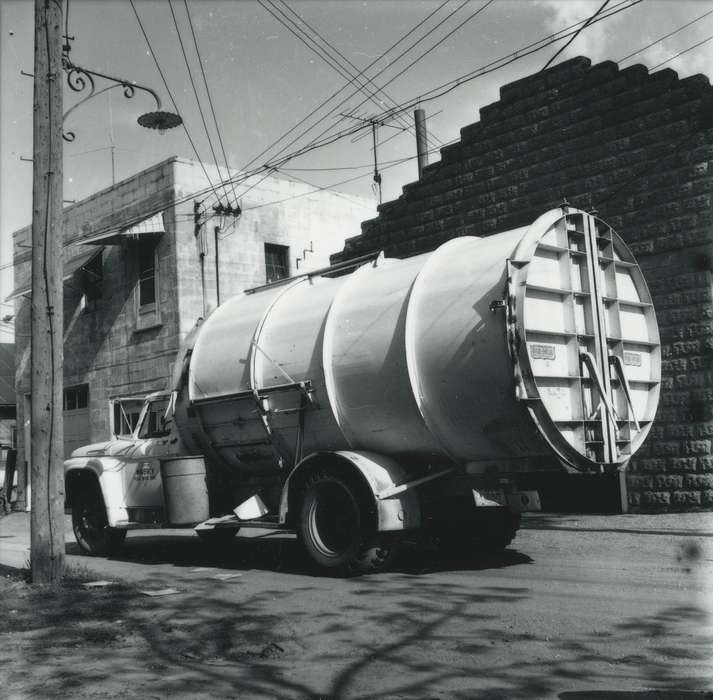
[177,207,660,475]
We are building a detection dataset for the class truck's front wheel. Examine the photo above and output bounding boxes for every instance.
[298,471,391,576]
[72,488,126,557]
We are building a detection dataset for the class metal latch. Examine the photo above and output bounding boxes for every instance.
[489,299,506,312]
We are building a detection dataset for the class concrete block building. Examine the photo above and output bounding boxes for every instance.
[333,57,713,512]
[10,157,374,509]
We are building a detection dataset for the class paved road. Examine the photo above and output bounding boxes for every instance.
[1,511,712,698]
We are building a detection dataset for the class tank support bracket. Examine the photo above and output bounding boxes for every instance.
[376,467,453,500]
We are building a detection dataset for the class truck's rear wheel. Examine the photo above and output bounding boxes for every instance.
[476,511,520,551]
[298,471,391,576]
[72,487,126,557]
[436,510,520,558]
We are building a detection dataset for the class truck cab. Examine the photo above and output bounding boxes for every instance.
[64,391,178,555]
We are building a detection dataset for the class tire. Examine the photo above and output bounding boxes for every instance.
[470,510,520,553]
[298,470,392,576]
[72,487,126,557]
[196,528,239,545]
[437,511,520,558]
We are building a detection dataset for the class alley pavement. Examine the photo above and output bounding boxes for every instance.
[1,510,712,698]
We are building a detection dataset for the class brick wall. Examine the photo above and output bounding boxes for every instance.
[332,57,713,512]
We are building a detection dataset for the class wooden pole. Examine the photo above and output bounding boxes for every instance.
[214,225,220,307]
[31,0,65,584]
[414,108,429,179]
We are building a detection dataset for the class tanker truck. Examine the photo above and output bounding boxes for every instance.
[64,206,661,574]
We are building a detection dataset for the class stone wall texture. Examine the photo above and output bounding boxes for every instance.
[332,57,713,512]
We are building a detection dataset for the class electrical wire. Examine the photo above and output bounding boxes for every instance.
[541,0,611,72]
[649,32,713,71]
[618,7,713,64]
[64,0,70,42]
[167,0,231,203]
[274,0,443,150]
[332,0,496,132]
[232,0,487,207]
[271,0,428,148]
[234,0,450,179]
[242,145,445,213]
[198,0,641,217]
[368,0,642,126]
[227,0,464,206]
[7,0,641,254]
[182,0,239,206]
[128,0,221,201]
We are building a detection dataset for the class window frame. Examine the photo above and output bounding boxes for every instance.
[63,384,89,412]
[133,237,162,331]
[264,243,290,283]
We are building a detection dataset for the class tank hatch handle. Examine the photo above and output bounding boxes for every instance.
[608,354,640,432]
[580,351,620,438]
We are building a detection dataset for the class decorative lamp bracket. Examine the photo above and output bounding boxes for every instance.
[61,55,180,141]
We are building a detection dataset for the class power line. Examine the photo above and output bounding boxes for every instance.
[542,0,611,72]
[115,0,642,226]
[243,140,459,213]
[182,0,239,206]
[228,0,463,206]
[649,32,713,72]
[232,0,486,206]
[128,0,221,200]
[167,0,230,203]
[274,0,443,150]
[229,0,638,203]
[234,0,450,179]
[618,7,713,64]
[299,0,495,154]
[370,0,642,126]
[8,0,642,255]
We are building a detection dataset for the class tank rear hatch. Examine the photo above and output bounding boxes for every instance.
[507,208,660,470]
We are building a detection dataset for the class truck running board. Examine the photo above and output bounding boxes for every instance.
[195,514,291,532]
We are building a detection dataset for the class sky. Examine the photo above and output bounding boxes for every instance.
[1,0,712,326]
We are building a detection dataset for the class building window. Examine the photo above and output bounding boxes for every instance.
[63,384,88,411]
[138,239,157,307]
[81,250,103,302]
[265,243,289,283]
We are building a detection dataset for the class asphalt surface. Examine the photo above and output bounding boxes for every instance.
[1,510,712,698]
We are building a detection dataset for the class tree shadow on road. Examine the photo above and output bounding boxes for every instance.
[3,540,711,700]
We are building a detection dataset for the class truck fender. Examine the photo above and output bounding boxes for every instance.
[65,460,129,527]
[279,450,421,532]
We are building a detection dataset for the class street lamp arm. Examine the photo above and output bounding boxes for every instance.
[61,57,164,142]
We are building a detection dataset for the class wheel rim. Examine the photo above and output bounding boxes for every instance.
[307,481,359,559]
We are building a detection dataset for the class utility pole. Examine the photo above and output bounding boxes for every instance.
[31,0,65,583]
[214,225,221,307]
[371,121,382,204]
[414,108,429,179]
